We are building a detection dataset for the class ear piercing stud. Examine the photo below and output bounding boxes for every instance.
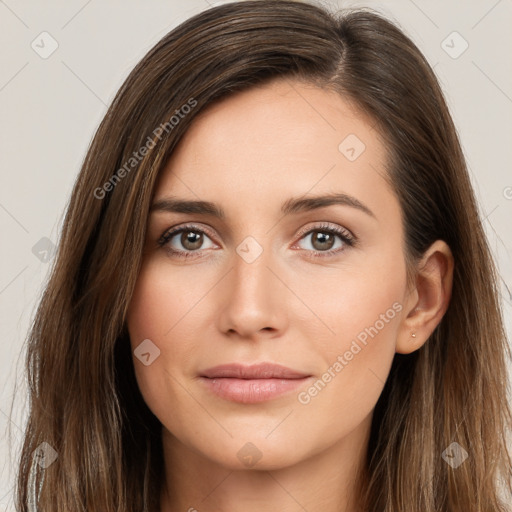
[411,332,416,338]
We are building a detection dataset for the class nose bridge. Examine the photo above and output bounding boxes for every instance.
[217,234,286,336]
[231,234,276,306]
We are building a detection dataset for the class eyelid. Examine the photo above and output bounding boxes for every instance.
[293,222,354,243]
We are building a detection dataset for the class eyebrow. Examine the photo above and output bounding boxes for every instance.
[150,193,375,219]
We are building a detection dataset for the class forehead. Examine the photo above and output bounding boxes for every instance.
[154,78,394,221]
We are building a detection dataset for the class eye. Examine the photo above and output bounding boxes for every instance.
[157,224,217,260]
[293,222,356,258]
[157,222,356,260]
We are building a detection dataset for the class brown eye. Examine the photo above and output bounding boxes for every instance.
[158,224,217,259]
[309,231,336,251]
[180,230,204,251]
[294,223,356,258]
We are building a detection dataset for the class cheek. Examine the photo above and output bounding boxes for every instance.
[293,297,401,444]
[292,255,405,433]
[126,260,182,412]
[127,257,207,350]
[292,253,404,354]
[126,258,216,422]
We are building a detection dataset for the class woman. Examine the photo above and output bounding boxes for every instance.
[15,1,512,510]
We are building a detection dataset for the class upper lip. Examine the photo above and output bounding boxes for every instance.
[200,362,311,379]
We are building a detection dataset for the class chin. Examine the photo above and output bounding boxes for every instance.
[197,435,310,471]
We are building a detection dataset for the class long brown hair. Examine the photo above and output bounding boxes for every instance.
[14,1,511,510]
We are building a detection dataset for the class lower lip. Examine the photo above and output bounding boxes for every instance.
[199,377,312,403]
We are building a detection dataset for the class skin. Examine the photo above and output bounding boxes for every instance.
[126,78,453,512]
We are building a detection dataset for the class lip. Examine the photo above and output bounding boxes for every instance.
[198,363,312,404]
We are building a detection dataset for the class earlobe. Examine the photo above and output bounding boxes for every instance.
[396,240,454,354]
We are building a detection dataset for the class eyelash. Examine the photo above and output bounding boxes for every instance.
[157,222,356,260]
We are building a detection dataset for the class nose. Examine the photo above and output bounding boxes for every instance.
[216,242,288,340]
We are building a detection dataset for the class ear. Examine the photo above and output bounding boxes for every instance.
[396,240,454,354]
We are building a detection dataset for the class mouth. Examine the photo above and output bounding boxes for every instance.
[198,362,313,404]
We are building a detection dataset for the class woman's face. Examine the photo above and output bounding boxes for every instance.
[127,78,411,470]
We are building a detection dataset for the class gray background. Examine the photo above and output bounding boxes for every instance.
[1,0,511,509]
